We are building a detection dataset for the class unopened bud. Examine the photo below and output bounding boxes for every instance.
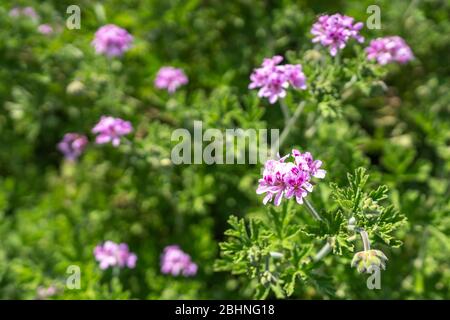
[351,249,388,274]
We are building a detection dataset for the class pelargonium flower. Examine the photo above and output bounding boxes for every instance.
[154,67,188,93]
[160,245,198,277]
[57,133,88,161]
[38,24,53,35]
[257,149,326,206]
[94,241,137,270]
[92,24,133,57]
[311,13,364,56]
[365,36,414,65]
[249,55,307,104]
[22,7,39,19]
[91,116,133,147]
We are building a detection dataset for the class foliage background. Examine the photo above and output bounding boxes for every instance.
[0,0,448,299]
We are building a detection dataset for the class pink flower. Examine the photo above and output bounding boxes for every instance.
[94,241,137,270]
[92,24,133,57]
[160,245,198,277]
[36,285,57,300]
[249,56,307,104]
[257,150,326,206]
[92,116,133,147]
[9,7,21,17]
[154,67,188,93]
[365,36,414,65]
[9,6,39,20]
[57,133,88,161]
[292,150,327,179]
[22,7,38,19]
[38,24,53,35]
[311,14,364,56]
[283,64,308,90]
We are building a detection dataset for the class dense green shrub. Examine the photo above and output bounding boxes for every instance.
[0,0,448,299]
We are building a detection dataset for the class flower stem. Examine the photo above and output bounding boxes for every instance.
[279,100,291,124]
[359,229,371,251]
[304,198,323,221]
[313,242,332,262]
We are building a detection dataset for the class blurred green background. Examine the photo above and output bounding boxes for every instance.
[0,0,448,299]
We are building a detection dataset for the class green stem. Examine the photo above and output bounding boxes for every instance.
[313,242,332,262]
[279,100,291,124]
[334,51,341,67]
[304,198,323,221]
[359,229,371,251]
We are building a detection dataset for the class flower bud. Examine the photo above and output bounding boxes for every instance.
[348,217,356,232]
[351,249,388,273]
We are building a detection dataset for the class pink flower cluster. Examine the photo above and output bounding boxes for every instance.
[57,133,88,161]
[94,241,137,270]
[160,245,198,277]
[365,36,414,65]
[249,55,307,104]
[154,67,189,93]
[92,24,133,57]
[257,149,326,206]
[38,24,53,35]
[9,6,39,20]
[92,116,133,147]
[311,14,364,56]
[36,285,57,300]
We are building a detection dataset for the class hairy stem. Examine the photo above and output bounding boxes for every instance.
[359,229,371,251]
[304,198,323,221]
[279,100,291,124]
[313,242,332,262]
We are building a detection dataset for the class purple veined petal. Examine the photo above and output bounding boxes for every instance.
[295,195,304,204]
[256,185,271,194]
[303,182,314,192]
[263,193,273,205]
[284,188,294,199]
[273,191,284,206]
